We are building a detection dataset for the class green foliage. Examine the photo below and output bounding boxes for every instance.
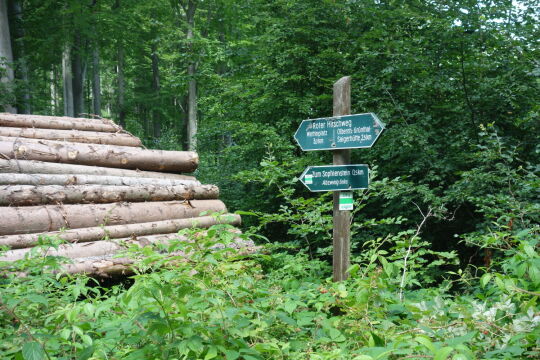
[1,222,538,359]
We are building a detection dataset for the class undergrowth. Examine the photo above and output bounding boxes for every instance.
[0,221,538,360]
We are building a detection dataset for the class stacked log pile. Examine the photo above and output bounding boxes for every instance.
[0,113,248,276]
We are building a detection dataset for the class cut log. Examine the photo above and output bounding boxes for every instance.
[0,137,199,172]
[58,235,257,277]
[0,113,120,132]
[0,227,248,261]
[0,126,142,147]
[0,173,200,187]
[0,112,117,125]
[0,184,219,206]
[0,214,241,249]
[0,200,227,235]
[0,159,196,181]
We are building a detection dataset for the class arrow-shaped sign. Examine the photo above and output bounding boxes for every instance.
[300,164,369,192]
[294,113,384,151]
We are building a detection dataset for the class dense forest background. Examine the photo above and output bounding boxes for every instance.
[1,0,539,270]
[0,1,539,358]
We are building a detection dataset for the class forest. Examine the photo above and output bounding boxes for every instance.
[0,0,539,359]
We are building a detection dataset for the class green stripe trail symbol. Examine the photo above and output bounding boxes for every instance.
[299,164,369,192]
[339,192,354,211]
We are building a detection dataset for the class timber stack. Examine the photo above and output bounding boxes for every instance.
[0,113,249,276]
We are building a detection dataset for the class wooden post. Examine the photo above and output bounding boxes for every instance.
[332,76,351,282]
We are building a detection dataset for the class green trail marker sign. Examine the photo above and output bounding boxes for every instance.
[294,113,385,151]
[300,164,369,192]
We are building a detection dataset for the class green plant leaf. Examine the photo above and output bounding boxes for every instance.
[434,347,454,360]
[22,342,46,360]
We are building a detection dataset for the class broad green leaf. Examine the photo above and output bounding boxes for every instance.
[434,347,454,360]
[415,336,435,352]
[22,342,45,360]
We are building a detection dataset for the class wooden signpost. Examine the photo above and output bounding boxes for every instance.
[294,76,385,282]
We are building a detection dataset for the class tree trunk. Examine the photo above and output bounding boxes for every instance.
[0,226,247,262]
[151,41,161,138]
[0,113,121,132]
[0,159,197,181]
[0,126,142,146]
[0,0,16,113]
[0,173,200,187]
[92,45,101,116]
[0,199,227,235]
[49,69,58,114]
[72,35,85,117]
[62,44,74,117]
[185,0,197,151]
[117,45,125,127]
[0,137,199,172]
[0,183,218,206]
[0,213,240,249]
[10,0,30,114]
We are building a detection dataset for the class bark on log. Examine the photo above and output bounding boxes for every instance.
[0,173,200,187]
[0,126,142,147]
[0,113,120,132]
[57,235,256,277]
[0,214,241,249]
[0,159,196,181]
[0,200,227,235]
[0,218,243,260]
[0,183,218,206]
[0,138,199,172]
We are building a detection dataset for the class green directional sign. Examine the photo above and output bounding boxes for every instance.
[299,165,369,192]
[294,113,384,151]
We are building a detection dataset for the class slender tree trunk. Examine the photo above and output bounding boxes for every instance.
[151,42,161,138]
[117,45,125,126]
[62,44,74,116]
[49,69,57,114]
[92,45,101,116]
[72,35,85,117]
[0,0,16,113]
[10,0,30,113]
[185,0,198,151]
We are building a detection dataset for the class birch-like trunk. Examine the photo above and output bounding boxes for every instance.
[185,0,197,151]
[62,44,74,117]
[0,0,16,113]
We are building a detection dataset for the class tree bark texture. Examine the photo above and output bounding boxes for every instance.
[0,173,200,187]
[0,0,16,113]
[0,159,197,181]
[62,44,74,117]
[0,126,142,147]
[0,199,227,235]
[51,233,254,277]
[116,44,125,127]
[185,0,198,151]
[92,45,101,116]
[10,0,31,114]
[0,213,240,249]
[72,34,85,117]
[0,113,120,132]
[0,228,250,261]
[0,137,199,172]
[0,183,218,206]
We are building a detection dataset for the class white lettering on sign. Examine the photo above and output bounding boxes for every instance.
[326,119,352,128]
[337,134,372,143]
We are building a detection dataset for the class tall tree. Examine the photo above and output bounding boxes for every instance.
[179,0,198,151]
[9,0,31,113]
[0,0,16,113]
[62,43,74,116]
